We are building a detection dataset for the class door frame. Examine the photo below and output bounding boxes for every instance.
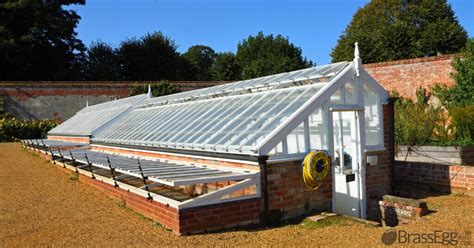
[328,107,366,219]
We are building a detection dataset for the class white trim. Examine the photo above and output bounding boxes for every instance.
[329,105,364,112]
[179,178,259,209]
[91,144,259,166]
[256,64,355,156]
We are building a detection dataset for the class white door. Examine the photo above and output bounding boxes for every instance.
[331,110,364,218]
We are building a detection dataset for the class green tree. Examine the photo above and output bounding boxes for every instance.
[434,38,474,108]
[433,38,474,142]
[182,45,216,80]
[118,32,189,81]
[236,32,312,79]
[84,41,121,80]
[0,0,86,80]
[210,52,241,81]
[331,0,467,63]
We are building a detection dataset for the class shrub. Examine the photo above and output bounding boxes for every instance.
[0,116,59,142]
[394,88,450,146]
[449,105,474,143]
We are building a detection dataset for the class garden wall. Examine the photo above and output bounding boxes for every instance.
[365,54,456,99]
[0,81,225,120]
[393,161,474,196]
[0,54,457,120]
[393,145,474,196]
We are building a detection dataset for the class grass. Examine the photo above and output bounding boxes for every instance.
[69,171,79,181]
[301,216,344,229]
[300,215,369,229]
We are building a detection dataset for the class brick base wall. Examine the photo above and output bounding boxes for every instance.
[393,161,474,196]
[48,135,90,143]
[178,199,260,234]
[266,160,332,222]
[45,156,260,235]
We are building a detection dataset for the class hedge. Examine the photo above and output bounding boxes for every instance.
[0,116,59,142]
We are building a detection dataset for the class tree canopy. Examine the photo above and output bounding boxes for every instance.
[210,52,241,81]
[119,32,189,81]
[331,0,468,63]
[236,32,312,79]
[84,41,121,81]
[182,45,216,81]
[0,0,86,80]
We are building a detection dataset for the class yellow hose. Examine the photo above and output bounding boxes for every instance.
[302,150,330,190]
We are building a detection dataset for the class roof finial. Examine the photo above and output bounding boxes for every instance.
[354,42,361,77]
[147,84,152,98]
[86,100,89,107]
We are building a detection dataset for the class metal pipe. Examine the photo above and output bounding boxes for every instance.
[388,97,397,194]
[258,155,269,227]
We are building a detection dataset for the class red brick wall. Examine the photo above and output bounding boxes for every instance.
[365,55,457,99]
[178,199,260,234]
[265,160,332,221]
[48,135,90,143]
[393,162,474,196]
[0,81,226,95]
[0,81,227,120]
[52,161,259,235]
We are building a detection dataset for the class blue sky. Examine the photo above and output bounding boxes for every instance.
[69,0,474,65]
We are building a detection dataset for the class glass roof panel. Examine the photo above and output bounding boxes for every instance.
[48,94,148,136]
[93,83,326,154]
[137,62,349,108]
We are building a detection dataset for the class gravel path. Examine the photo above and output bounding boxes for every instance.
[0,142,472,247]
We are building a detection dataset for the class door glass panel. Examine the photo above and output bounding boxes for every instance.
[332,111,356,174]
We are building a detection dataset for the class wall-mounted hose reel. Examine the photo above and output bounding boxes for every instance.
[302,150,331,191]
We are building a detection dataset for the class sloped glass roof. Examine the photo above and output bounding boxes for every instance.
[48,94,149,136]
[137,62,350,108]
[94,83,326,154]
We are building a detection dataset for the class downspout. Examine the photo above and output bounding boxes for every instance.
[388,97,397,194]
[258,155,269,227]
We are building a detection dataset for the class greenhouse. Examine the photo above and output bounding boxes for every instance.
[25,44,392,235]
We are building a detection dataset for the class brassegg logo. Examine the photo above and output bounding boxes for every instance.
[381,229,471,246]
[382,229,398,245]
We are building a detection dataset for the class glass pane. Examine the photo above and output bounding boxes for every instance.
[308,106,328,150]
[333,111,355,173]
[330,88,343,104]
[287,122,306,154]
[344,80,357,105]
[363,82,382,147]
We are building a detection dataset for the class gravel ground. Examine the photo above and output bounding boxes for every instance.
[1,142,473,247]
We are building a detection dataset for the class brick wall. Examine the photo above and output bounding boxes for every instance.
[178,199,260,234]
[365,55,456,99]
[265,160,332,221]
[393,161,474,196]
[0,55,457,119]
[0,81,226,120]
[48,135,90,143]
[48,157,260,235]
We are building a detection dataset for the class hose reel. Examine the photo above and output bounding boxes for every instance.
[302,150,330,191]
